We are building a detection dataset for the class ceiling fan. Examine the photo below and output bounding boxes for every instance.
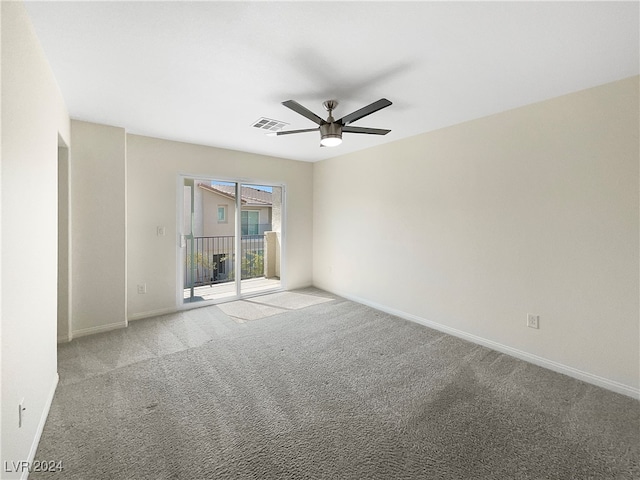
[269,98,392,147]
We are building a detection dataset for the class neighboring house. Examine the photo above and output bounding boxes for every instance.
[199,183,273,237]
[184,183,274,237]
[184,183,281,286]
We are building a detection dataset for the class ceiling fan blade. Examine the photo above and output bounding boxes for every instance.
[336,98,392,126]
[269,128,319,136]
[342,126,391,135]
[282,100,326,126]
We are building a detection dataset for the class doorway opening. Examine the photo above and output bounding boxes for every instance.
[181,178,283,304]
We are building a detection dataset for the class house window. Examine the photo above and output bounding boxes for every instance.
[217,205,227,223]
[241,210,259,235]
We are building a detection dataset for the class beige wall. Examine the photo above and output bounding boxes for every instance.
[200,188,235,238]
[70,120,127,337]
[1,1,70,474]
[127,134,313,319]
[313,76,639,396]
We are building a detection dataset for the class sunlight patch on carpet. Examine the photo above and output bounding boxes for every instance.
[218,291,334,322]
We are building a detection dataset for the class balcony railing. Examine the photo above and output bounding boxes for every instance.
[184,234,266,288]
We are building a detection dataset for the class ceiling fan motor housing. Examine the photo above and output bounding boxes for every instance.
[320,122,342,145]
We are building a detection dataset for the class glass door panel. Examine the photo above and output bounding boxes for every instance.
[181,178,283,305]
[239,184,281,295]
[183,178,237,303]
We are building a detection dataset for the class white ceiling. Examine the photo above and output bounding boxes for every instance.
[24,1,639,162]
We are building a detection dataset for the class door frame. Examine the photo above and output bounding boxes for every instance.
[58,135,72,342]
[175,173,286,310]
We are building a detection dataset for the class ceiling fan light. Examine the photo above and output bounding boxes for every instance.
[320,121,342,147]
[320,134,342,147]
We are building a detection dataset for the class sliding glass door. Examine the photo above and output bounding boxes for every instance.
[181,177,282,304]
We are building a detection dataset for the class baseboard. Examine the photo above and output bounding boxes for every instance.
[128,307,178,321]
[56,335,70,344]
[71,321,127,339]
[21,373,59,480]
[329,289,640,400]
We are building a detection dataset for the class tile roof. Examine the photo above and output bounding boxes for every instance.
[198,183,272,206]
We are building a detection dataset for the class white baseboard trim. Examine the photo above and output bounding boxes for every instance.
[56,334,71,344]
[21,373,59,480]
[71,321,127,339]
[128,307,178,321]
[331,289,640,400]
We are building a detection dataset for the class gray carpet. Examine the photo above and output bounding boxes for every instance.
[33,289,639,479]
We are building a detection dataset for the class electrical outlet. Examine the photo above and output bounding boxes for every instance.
[527,313,540,329]
[18,399,25,428]
[137,283,147,294]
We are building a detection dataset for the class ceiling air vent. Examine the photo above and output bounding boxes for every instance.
[252,117,288,132]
